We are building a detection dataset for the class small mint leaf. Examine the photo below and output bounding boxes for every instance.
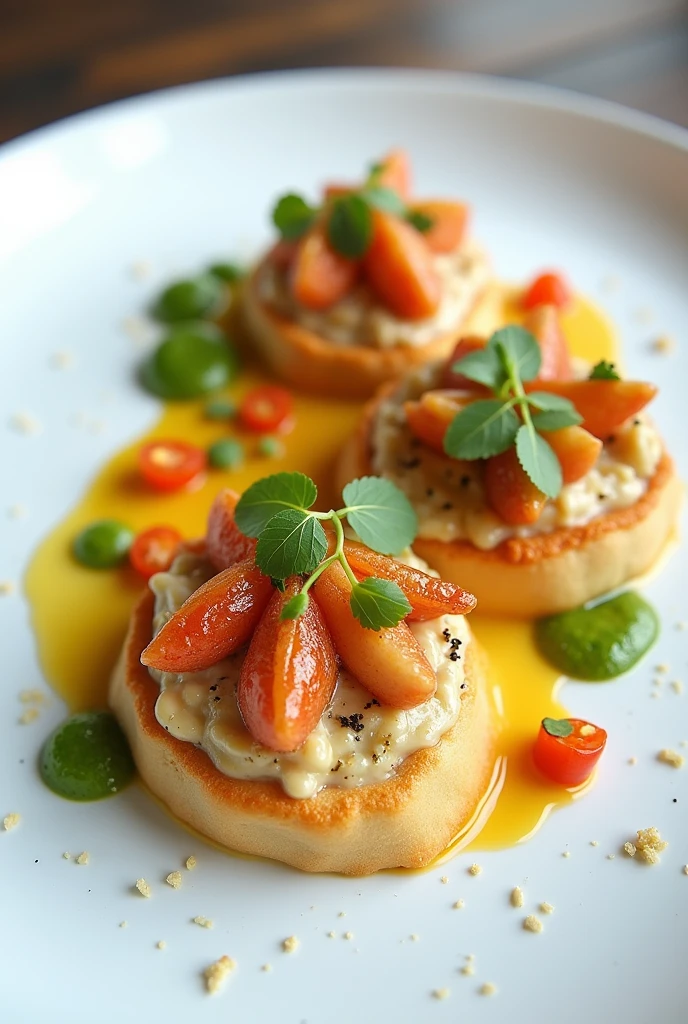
[349,577,412,631]
[589,360,620,381]
[255,510,327,579]
[490,325,541,382]
[542,717,574,738]
[453,347,506,390]
[342,477,417,555]
[235,472,317,537]
[327,194,373,258]
[271,577,286,592]
[280,592,309,621]
[531,409,583,431]
[515,424,562,498]
[443,400,520,461]
[360,185,406,216]
[272,193,318,240]
[406,210,434,233]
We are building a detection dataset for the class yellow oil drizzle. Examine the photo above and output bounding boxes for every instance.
[25,287,616,855]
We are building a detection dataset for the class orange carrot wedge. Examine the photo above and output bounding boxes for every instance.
[410,200,469,253]
[141,558,273,673]
[342,540,476,619]
[484,448,547,526]
[313,562,437,709]
[542,426,602,485]
[237,579,338,752]
[377,148,412,199]
[290,224,359,310]
[524,305,573,380]
[526,380,657,439]
[404,389,474,454]
[206,489,256,572]
[441,336,488,389]
[363,209,441,319]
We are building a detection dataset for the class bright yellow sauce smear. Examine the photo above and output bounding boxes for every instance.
[25,287,615,855]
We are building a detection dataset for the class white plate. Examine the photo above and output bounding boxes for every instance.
[1,70,687,1024]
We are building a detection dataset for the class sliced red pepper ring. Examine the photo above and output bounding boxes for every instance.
[138,440,206,492]
[533,717,607,787]
[239,385,295,435]
[129,525,183,579]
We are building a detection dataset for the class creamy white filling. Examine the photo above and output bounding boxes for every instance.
[258,239,490,349]
[370,364,663,550]
[149,551,471,799]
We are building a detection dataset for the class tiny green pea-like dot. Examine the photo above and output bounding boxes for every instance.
[208,438,244,469]
[204,398,237,420]
[257,436,285,458]
[151,274,227,323]
[73,520,134,569]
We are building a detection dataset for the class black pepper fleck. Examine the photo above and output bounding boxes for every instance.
[339,713,365,733]
[460,475,471,487]
[398,456,421,469]
[449,651,460,661]
[442,501,453,511]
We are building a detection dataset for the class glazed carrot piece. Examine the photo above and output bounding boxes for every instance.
[526,379,657,439]
[404,389,474,454]
[523,271,572,311]
[140,558,273,674]
[483,448,547,526]
[206,489,256,572]
[363,210,441,319]
[377,148,412,199]
[440,336,488,389]
[267,239,298,270]
[410,200,469,253]
[313,562,437,709]
[290,224,359,310]
[237,579,338,753]
[524,305,573,381]
[542,426,602,485]
[342,540,476,619]
[533,718,607,787]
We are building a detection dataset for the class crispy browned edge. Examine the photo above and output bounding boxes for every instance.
[109,591,496,875]
[337,387,682,617]
[240,258,487,399]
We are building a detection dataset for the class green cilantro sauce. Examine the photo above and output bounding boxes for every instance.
[535,591,659,681]
[40,711,135,801]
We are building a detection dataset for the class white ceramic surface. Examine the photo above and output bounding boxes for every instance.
[1,70,687,1024]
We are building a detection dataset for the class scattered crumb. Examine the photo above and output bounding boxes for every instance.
[479,983,497,997]
[130,260,152,281]
[76,851,89,866]
[410,933,420,942]
[465,953,475,961]
[3,812,20,831]
[460,964,475,976]
[9,412,42,435]
[261,963,272,973]
[468,863,482,876]
[338,911,346,918]
[62,852,71,860]
[624,842,637,857]
[156,940,166,950]
[562,851,571,858]
[681,741,688,749]
[7,503,27,519]
[590,840,599,847]
[49,350,74,370]
[658,749,684,769]
[432,988,450,1000]
[671,681,684,695]
[634,827,668,864]
[135,878,152,898]
[628,756,638,766]
[282,936,299,954]
[651,334,675,354]
[607,854,616,860]
[0,581,16,596]
[18,707,40,725]
[121,315,157,347]
[539,902,555,915]
[523,915,543,934]
[192,916,213,929]
[119,921,127,928]
[440,875,449,884]
[204,955,235,994]
[510,886,524,908]
[656,663,670,674]
[452,899,465,910]
[676,621,687,631]
[185,855,197,871]
[343,931,354,941]
[166,870,182,889]
[683,865,688,876]
[327,931,335,938]
[650,691,660,700]
[19,689,46,704]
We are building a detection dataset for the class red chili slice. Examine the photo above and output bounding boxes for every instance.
[138,440,206,491]
[239,386,295,435]
[533,717,607,786]
[129,526,183,579]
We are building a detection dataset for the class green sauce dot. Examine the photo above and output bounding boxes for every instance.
[204,398,237,420]
[257,436,284,458]
[140,322,239,400]
[208,438,244,469]
[152,274,227,323]
[73,520,134,569]
[208,262,245,283]
[535,591,659,681]
[40,712,135,801]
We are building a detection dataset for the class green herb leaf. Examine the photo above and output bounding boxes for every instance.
[589,360,620,381]
[271,577,286,592]
[491,326,542,383]
[406,210,434,233]
[361,185,406,216]
[515,424,562,498]
[542,717,574,738]
[342,477,417,555]
[527,392,580,414]
[528,391,582,430]
[453,347,507,390]
[272,193,318,240]
[255,510,327,579]
[280,592,310,621]
[349,578,412,631]
[367,161,384,181]
[443,400,520,460]
[327,195,373,258]
[235,472,318,537]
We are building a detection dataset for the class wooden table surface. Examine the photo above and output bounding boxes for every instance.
[2,0,687,144]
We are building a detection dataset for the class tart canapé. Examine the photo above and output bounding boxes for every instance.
[337,303,681,617]
[109,486,496,875]
[241,149,494,398]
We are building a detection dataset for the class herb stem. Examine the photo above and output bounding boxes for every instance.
[331,512,359,589]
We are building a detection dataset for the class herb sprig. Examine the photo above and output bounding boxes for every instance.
[444,326,582,497]
[272,162,433,260]
[589,360,620,381]
[235,472,417,631]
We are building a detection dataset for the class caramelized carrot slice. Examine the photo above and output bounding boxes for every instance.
[377,148,412,199]
[524,305,573,381]
[542,426,602,485]
[404,389,474,454]
[206,489,256,572]
[290,224,359,310]
[313,562,436,710]
[343,540,476,619]
[363,210,441,319]
[237,579,338,753]
[441,336,488,389]
[484,448,547,526]
[526,380,657,439]
[267,239,298,270]
[141,558,273,673]
[410,200,469,254]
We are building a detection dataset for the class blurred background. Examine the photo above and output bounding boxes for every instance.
[1,0,687,143]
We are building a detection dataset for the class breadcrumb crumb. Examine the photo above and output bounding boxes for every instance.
[468,863,482,876]
[135,878,152,898]
[156,940,166,950]
[479,983,497,997]
[204,955,235,994]
[327,931,335,938]
[624,842,637,857]
[539,902,554,915]
[510,886,524,908]
[3,813,20,831]
[19,689,46,704]
[523,915,543,933]
[656,663,670,674]
[7,504,27,519]
[432,988,450,1000]
[628,757,638,766]
[166,870,182,889]
[192,916,213,929]
[683,865,688,876]
[9,412,42,435]
[607,854,616,860]
[343,931,354,941]
[261,963,272,972]
[562,851,571,858]
[49,350,74,370]
[590,840,599,847]
[19,707,39,725]
[410,933,420,942]
[651,335,675,354]
[634,827,668,864]
[282,936,299,953]
[119,921,127,928]
[440,875,449,884]
[658,749,684,769]
[460,964,475,976]
[452,899,465,910]
[671,680,683,695]
[62,852,71,860]
[185,855,197,870]
[76,851,89,866]
[0,581,16,596]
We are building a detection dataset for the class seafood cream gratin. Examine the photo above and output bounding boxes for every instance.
[150,550,471,799]
[371,364,663,551]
